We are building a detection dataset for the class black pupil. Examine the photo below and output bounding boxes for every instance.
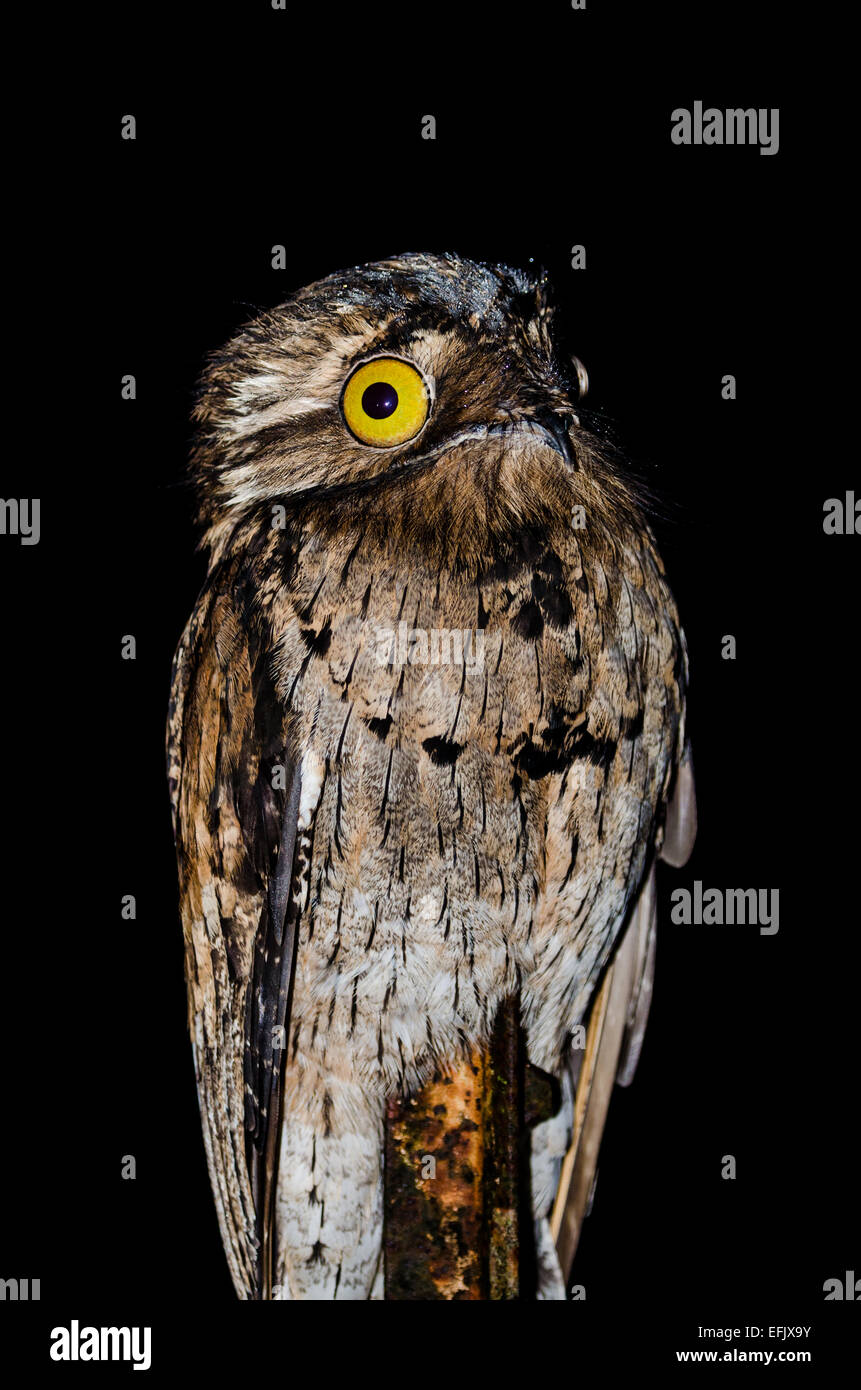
[362,381,398,419]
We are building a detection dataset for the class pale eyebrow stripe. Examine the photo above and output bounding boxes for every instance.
[221,386,335,437]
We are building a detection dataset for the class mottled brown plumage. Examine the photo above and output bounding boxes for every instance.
[167,252,692,1300]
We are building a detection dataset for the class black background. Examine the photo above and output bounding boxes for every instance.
[2,1,855,1373]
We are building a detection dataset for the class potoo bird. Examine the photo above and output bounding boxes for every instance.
[167,252,695,1301]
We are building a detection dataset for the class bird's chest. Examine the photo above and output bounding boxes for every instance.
[275,546,591,1084]
[277,536,587,773]
[276,545,589,902]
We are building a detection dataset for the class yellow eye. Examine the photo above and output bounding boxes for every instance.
[341,358,429,447]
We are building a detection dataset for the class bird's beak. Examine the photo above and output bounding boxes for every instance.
[530,409,578,467]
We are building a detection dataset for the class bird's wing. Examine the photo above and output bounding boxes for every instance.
[550,744,697,1283]
[167,559,303,1300]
